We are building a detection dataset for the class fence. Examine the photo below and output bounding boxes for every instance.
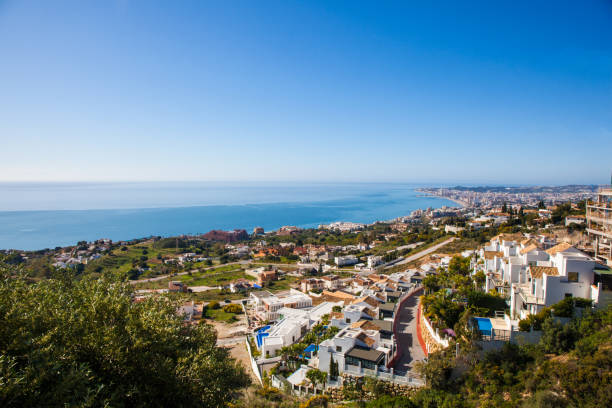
[244,336,263,385]
[420,307,450,354]
[343,364,424,386]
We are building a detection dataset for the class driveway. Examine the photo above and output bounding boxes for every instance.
[394,293,425,372]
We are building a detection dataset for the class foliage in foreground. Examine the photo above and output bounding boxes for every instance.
[413,304,612,408]
[0,260,250,407]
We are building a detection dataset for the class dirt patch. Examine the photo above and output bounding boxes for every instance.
[208,316,248,339]
[227,342,259,382]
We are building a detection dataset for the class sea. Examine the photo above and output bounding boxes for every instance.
[0,182,458,250]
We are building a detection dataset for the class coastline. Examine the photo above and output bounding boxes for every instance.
[0,190,459,251]
[415,190,469,208]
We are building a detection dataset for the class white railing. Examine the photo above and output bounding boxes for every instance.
[343,364,424,386]
[245,337,263,385]
[421,313,450,350]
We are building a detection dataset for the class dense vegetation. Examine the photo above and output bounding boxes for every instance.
[421,256,507,330]
[410,303,612,408]
[0,259,249,407]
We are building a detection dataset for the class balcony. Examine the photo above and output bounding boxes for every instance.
[598,185,612,195]
[587,226,612,240]
[516,284,545,306]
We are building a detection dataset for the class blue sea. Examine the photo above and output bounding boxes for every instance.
[0,182,457,250]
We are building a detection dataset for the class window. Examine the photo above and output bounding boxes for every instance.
[565,293,573,298]
[362,360,376,370]
[336,346,342,352]
[345,318,351,323]
[567,272,579,282]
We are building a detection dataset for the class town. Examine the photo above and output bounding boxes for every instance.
[4,183,611,406]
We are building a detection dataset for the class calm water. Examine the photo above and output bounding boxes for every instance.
[0,182,456,250]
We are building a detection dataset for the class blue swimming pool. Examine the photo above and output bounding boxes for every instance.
[474,317,492,336]
[255,325,271,348]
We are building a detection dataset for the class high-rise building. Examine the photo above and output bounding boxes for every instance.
[586,184,612,264]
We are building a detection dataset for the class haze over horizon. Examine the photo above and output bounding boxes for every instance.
[1,1,611,185]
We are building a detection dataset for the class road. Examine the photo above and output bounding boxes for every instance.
[386,242,424,254]
[387,237,455,269]
[394,292,425,372]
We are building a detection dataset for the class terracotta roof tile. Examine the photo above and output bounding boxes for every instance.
[530,266,559,278]
[546,242,573,255]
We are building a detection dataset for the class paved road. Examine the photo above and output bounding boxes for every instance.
[189,285,214,292]
[386,242,424,254]
[394,293,426,371]
[388,237,456,268]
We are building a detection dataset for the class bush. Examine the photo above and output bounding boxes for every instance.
[519,308,552,331]
[574,297,593,308]
[300,395,329,408]
[0,261,250,407]
[366,395,415,407]
[467,290,507,316]
[208,301,220,310]
[552,297,574,318]
[223,304,243,314]
[540,318,577,354]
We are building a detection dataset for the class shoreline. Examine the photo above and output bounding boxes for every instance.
[415,191,469,208]
[1,192,458,251]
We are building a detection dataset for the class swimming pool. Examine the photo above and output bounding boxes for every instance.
[474,317,492,336]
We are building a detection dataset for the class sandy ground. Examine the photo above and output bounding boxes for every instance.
[207,313,259,381]
[228,341,259,382]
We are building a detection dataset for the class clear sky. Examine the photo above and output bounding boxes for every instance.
[0,0,611,185]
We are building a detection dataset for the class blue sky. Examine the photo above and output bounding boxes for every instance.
[0,0,611,185]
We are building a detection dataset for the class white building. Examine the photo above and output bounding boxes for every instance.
[335,255,359,267]
[367,256,383,269]
[510,243,611,319]
[318,326,390,376]
[249,289,313,321]
[258,301,342,358]
[321,274,342,289]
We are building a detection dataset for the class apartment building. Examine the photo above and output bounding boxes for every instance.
[586,185,612,265]
[318,326,391,376]
[509,243,612,318]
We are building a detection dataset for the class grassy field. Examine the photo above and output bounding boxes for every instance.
[191,290,246,303]
[439,237,481,253]
[84,240,183,275]
[203,308,238,323]
[133,264,246,289]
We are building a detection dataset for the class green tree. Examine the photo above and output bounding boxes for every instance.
[306,368,328,390]
[415,350,454,390]
[448,256,471,276]
[0,260,249,407]
[540,318,577,354]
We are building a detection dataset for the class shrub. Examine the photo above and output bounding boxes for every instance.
[208,301,220,310]
[0,261,250,407]
[552,297,574,318]
[519,308,552,331]
[300,395,330,408]
[223,303,242,314]
[574,297,593,308]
